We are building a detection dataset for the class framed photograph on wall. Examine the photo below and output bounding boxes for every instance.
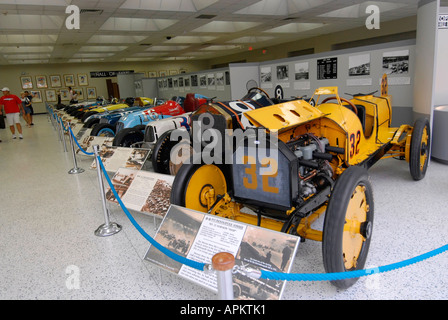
[50,75,62,88]
[87,87,97,99]
[74,88,84,100]
[30,90,42,103]
[159,70,167,77]
[36,75,48,88]
[64,74,75,87]
[77,74,88,86]
[45,89,57,102]
[60,89,69,101]
[20,76,33,89]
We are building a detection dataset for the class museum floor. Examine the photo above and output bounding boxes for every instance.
[0,114,447,300]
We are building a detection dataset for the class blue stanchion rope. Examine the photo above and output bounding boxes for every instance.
[260,244,448,281]
[96,156,207,272]
[68,125,94,156]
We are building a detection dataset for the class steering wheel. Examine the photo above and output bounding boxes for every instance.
[248,87,271,99]
[321,96,358,115]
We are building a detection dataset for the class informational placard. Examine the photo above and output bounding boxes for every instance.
[77,136,113,154]
[438,14,448,29]
[144,205,300,300]
[106,167,174,217]
[75,127,92,142]
[317,57,338,80]
[90,145,150,172]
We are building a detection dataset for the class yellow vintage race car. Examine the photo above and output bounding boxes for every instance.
[80,97,154,122]
[170,75,430,289]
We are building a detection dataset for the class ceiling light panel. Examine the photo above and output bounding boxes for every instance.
[100,17,178,31]
[227,36,275,43]
[192,21,260,33]
[87,35,147,44]
[72,53,116,58]
[264,22,326,33]
[0,0,68,5]
[145,45,189,51]
[235,0,333,15]
[3,54,51,59]
[165,36,216,43]
[78,46,128,52]
[0,46,54,53]
[0,34,58,44]
[119,0,218,12]
[202,45,241,50]
[0,14,63,30]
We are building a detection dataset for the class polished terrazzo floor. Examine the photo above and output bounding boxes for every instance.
[0,114,446,300]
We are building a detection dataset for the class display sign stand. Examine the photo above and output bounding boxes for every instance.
[144,205,300,300]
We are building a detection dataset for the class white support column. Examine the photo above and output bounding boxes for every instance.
[413,0,440,123]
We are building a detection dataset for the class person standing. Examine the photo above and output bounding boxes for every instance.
[24,90,34,125]
[20,92,32,127]
[68,87,78,104]
[0,87,24,139]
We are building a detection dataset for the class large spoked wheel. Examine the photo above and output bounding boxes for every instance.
[409,117,430,181]
[322,166,374,289]
[171,163,228,213]
[152,130,190,174]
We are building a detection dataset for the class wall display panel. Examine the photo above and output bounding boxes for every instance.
[30,90,42,103]
[49,75,62,88]
[45,89,57,102]
[20,76,33,90]
[157,67,232,101]
[317,57,338,80]
[77,73,89,86]
[36,75,48,88]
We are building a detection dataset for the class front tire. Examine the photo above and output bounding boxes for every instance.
[113,127,144,147]
[322,166,374,289]
[152,130,191,174]
[171,163,228,213]
[409,117,430,181]
[91,123,116,137]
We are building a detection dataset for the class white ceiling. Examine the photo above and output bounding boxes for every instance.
[0,0,422,65]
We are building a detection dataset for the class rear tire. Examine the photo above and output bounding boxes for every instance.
[322,166,374,289]
[409,117,430,181]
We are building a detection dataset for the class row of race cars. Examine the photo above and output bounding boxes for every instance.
[55,75,431,289]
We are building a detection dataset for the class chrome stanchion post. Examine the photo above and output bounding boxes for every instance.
[212,252,235,300]
[93,144,122,237]
[61,120,68,152]
[68,128,85,174]
[56,116,63,141]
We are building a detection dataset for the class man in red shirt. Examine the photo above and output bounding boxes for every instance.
[0,87,24,140]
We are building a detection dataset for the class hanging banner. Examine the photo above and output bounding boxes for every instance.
[90,70,134,78]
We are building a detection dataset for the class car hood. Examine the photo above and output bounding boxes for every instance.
[243,99,325,133]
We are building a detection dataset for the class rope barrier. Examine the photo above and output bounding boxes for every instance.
[61,119,447,283]
[260,244,448,281]
[96,155,207,272]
